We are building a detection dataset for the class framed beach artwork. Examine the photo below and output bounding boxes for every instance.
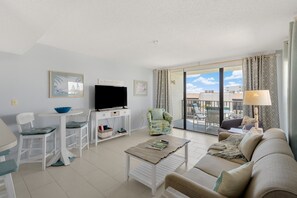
[49,71,84,98]
[134,80,148,96]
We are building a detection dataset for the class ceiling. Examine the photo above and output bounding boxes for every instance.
[1,0,297,68]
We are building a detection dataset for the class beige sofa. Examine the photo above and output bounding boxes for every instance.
[164,128,297,198]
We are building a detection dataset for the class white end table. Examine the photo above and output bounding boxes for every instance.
[39,110,82,166]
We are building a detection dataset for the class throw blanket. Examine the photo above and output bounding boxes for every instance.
[208,134,248,162]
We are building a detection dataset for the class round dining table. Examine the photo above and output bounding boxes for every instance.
[39,110,83,166]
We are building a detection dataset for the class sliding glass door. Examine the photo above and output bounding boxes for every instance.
[223,66,244,119]
[169,65,243,135]
[186,69,220,135]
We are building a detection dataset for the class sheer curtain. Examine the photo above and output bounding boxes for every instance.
[154,69,169,111]
[285,20,297,158]
[242,55,279,130]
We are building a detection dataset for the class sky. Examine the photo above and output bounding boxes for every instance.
[186,70,242,93]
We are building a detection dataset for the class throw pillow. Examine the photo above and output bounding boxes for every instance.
[213,161,254,197]
[241,116,256,126]
[238,132,263,161]
[151,109,164,120]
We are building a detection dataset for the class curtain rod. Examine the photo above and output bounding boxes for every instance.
[157,58,243,71]
[157,50,278,71]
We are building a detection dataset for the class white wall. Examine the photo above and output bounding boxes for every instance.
[169,71,184,120]
[0,44,153,132]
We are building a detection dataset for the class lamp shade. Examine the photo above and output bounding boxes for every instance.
[243,90,272,106]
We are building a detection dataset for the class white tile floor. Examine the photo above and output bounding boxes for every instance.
[12,128,217,198]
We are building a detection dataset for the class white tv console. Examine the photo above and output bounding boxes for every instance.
[91,109,131,146]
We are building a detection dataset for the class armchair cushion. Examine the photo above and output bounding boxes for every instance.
[151,108,165,120]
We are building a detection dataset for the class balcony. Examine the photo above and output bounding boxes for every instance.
[173,98,243,135]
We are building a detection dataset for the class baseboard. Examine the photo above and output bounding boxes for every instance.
[131,126,148,133]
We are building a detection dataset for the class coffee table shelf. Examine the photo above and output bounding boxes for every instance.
[129,154,185,189]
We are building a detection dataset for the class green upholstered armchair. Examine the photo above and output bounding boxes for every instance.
[147,108,173,135]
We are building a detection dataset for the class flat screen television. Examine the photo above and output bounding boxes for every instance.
[95,85,127,110]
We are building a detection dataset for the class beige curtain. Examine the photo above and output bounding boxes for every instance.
[155,69,169,111]
[243,55,279,130]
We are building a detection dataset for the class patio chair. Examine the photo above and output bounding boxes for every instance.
[147,108,173,135]
[192,103,206,130]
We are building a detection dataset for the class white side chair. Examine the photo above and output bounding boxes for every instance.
[0,150,17,198]
[66,109,91,157]
[16,112,56,171]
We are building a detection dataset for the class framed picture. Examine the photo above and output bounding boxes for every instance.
[134,80,148,96]
[49,71,84,98]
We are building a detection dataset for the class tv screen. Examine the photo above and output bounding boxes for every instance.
[95,85,127,110]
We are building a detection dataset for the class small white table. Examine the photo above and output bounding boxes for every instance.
[39,110,82,166]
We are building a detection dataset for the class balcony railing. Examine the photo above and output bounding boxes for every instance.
[182,98,243,119]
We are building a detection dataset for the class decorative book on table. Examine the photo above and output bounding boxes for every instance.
[146,140,169,150]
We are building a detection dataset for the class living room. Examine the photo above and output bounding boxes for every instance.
[1,1,297,198]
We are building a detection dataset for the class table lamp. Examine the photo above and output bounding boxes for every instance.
[243,90,272,129]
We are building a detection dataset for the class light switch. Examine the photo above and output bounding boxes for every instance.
[11,99,18,106]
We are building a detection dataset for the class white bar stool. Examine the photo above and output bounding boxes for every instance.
[66,109,91,157]
[0,150,17,198]
[16,112,56,170]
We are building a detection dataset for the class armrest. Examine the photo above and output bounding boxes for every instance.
[220,118,242,130]
[147,112,152,123]
[218,132,233,141]
[165,173,226,198]
[164,112,173,124]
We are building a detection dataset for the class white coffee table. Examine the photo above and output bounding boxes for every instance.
[125,135,190,195]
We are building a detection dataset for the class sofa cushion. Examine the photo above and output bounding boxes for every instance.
[183,167,217,190]
[244,154,297,198]
[251,138,294,162]
[213,161,254,198]
[262,128,287,141]
[238,132,263,161]
[151,108,164,120]
[194,155,241,177]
